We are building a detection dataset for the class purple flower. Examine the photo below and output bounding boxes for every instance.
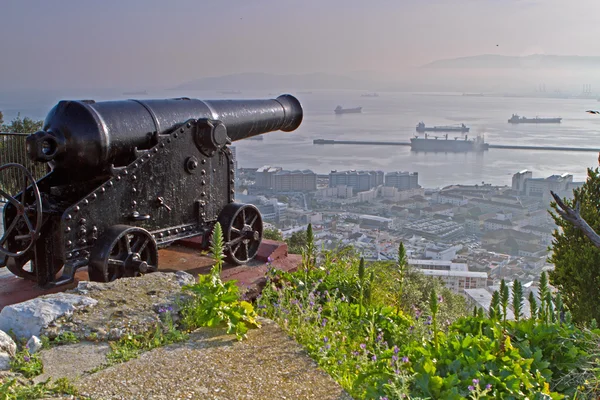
[486,384,492,390]
[321,318,328,327]
[472,379,479,385]
[468,385,475,391]
[402,356,409,363]
[267,256,273,264]
[438,295,443,303]
[24,356,30,362]
[371,355,377,361]
[393,345,399,354]
[380,397,389,400]
[392,355,398,362]
[325,344,331,350]
[415,309,422,319]
[360,343,366,350]
[323,337,329,343]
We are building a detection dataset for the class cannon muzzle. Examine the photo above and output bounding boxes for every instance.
[26,94,303,172]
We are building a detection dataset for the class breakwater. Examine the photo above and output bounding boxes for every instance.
[313,139,600,153]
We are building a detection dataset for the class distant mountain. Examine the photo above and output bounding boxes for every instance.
[172,72,375,91]
[422,54,600,69]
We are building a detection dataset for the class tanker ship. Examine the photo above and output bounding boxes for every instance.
[508,114,562,123]
[410,134,489,152]
[335,105,362,114]
[416,122,470,133]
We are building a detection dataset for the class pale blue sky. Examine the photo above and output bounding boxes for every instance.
[1,0,599,90]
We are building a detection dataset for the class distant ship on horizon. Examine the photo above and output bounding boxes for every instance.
[334,105,362,114]
[416,122,469,133]
[411,133,488,153]
[508,114,562,123]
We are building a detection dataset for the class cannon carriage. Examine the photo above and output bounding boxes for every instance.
[0,95,303,287]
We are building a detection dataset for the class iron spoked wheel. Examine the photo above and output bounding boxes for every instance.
[88,225,158,283]
[217,203,263,265]
[0,163,43,258]
[5,252,35,281]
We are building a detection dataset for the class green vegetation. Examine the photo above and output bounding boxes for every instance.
[9,348,43,378]
[285,228,308,254]
[550,167,600,324]
[263,227,284,241]
[49,331,79,346]
[258,226,600,399]
[180,222,261,340]
[0,377,80,400]
[103,311,188,366]
[0,112,43,133]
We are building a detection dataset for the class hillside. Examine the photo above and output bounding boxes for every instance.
[422,54,600,69]
[172,72,375,91]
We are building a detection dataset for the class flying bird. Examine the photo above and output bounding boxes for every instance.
[587,110,600,114]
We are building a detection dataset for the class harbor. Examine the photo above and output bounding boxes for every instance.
[313,138,600,153]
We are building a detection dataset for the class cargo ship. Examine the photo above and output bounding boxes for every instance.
[416,122,470,133]
[410,134,489,152]
[508,114,562,123]
[335,105,362,114]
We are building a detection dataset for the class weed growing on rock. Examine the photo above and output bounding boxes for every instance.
[10,348,43,378]
[103,310,188,366]
[0,376,80,399]
[50,331,79,346]
[180,222,261,340]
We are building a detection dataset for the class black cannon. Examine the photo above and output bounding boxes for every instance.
[0,95,303,287]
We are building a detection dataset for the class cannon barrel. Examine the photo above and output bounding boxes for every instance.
[26,94,303,171]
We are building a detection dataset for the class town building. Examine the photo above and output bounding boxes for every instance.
[255,165,282,189]
[384,171,419,190]
[329,170,384,192]
[272,169,317,192]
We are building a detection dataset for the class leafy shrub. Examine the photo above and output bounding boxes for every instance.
[258,242,600,399]
[180,222,261,340]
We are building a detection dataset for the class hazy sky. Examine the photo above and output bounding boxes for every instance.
[2,0,600,90]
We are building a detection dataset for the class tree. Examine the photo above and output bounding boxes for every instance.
[0,110,4,127]
[2,113,43,133]
[550,167,600,323]
[286,229,308,254]
[263,227,283,241]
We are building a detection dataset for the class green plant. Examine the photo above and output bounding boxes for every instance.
[180,222,261,340]
[263,227,283,241]
[102,311,187,367]
[549,167,600,324]
[0,377,80,400]
[51,331,79,345]
[10,348,43,378]
[395,242,407,317]
[512,279,523,321]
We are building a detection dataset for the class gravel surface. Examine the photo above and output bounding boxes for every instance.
[76,318,353,400]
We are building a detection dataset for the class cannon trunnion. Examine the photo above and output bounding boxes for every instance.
[0,95,303,287]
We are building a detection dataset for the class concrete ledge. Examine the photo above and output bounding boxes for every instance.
[0,240,301,310]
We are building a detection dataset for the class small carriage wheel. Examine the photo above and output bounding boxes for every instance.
[217,203,263,265]
[88,225,158,283]
[0,163,43,258]
[5,252,36,281]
